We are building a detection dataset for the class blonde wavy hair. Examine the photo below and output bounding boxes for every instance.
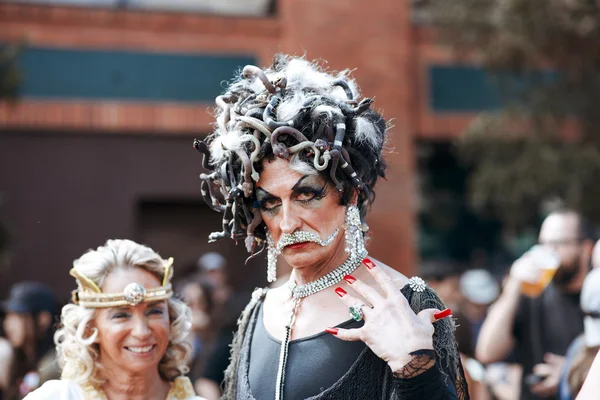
[54,239,192,385]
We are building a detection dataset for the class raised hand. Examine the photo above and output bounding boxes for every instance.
[529,353,565,398]
[327,258,452,374]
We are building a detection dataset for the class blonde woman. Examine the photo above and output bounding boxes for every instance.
[25,239,204,400]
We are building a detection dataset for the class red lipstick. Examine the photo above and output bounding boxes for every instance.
[287,242,309,250]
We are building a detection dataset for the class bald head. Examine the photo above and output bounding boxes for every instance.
[539,210,582,246]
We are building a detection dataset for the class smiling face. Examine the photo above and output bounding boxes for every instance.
[93,267,170,377]
[256,158,348,270]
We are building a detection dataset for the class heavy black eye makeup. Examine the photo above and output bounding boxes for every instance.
[292,176,328,203]
[254,189,281,212]
[255,176,328,212]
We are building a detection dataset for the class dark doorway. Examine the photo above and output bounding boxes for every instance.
[136,199,268,292]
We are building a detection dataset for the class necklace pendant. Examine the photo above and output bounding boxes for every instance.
[288,280,297,299]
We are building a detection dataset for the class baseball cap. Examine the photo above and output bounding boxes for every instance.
[2,281,60,316]
[582,268,600,347]
[197,252,227,272]
[460,269,500,306]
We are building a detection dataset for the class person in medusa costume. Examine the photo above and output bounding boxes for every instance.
[193,55,469,400]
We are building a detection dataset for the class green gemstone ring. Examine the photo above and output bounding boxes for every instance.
[349,303,366,322]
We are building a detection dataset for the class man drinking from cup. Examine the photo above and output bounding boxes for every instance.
[476,209,594,399]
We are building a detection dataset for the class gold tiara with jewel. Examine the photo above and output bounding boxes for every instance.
[70,257,174,308]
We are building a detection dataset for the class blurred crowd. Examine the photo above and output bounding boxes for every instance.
[421,209,599,400]
[1,208,599,399]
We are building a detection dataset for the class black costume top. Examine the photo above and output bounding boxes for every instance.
[248,303,365,399]
[222,284,469,400]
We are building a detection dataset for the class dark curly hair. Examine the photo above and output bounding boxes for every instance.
[194,54,388,254]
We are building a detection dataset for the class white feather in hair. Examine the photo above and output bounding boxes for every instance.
[276,92,308,123]
[355,116,383,151]
[209,130,256,164]
[288,153,319,176]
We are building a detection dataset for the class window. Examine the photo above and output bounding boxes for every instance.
[8,0,276,17]
[416,140,507,266]
[411,0,433,24]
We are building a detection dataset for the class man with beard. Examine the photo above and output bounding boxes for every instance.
[476,209,594,399]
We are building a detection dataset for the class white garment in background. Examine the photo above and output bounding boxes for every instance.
[23,377,204,400]
[23,380,86,400]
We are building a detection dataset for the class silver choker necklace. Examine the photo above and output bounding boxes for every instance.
[287,248,367,299]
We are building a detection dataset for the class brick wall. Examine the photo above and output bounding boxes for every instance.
[0,1,477,276]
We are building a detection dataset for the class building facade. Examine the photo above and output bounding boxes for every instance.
[0,0,487,296]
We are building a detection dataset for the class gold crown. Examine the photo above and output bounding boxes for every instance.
[70,258,174,308]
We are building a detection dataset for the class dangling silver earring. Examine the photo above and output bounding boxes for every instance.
[343,204,368,260]
[266,231,278,283]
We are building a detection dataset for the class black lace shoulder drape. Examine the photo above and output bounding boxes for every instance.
[400,284,470,400]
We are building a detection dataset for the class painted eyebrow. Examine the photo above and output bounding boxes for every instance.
[255,187,277,199]
[256,176,318,199]
[291,176,315,192]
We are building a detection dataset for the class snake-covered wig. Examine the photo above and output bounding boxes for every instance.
[194,54,387,254]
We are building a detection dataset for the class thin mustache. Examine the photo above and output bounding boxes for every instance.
[276,229,339,252]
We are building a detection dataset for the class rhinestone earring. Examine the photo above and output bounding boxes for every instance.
[266,231,278,283]
[343,204,368,260]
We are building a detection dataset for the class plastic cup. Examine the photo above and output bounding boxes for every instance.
[520,245,561,297]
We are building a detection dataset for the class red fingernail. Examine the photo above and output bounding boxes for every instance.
[343,275,356,284]
[335,287,347,297]
[434,308,452,320]
[363,258,376,269]
[326,327,339,335]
